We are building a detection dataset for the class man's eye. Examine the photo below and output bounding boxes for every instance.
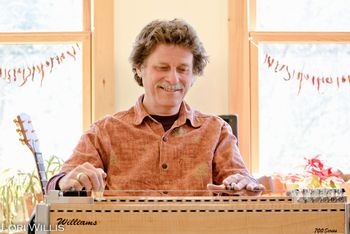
[155,66,168,71]
[178,67,189,73]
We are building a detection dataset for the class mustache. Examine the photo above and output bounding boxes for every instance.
[158,83,184,91]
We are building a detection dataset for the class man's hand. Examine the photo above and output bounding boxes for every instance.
[58,162,107,192]
[207,174,265,196]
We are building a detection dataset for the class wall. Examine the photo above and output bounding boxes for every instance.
[114,0,229,115]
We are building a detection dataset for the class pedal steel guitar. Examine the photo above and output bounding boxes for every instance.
[34,189,349,234]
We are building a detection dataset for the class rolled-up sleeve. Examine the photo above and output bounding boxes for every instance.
[212,122,249,184]
[60,124,105,173]
[46,172,66,192]
[47,124,105,192]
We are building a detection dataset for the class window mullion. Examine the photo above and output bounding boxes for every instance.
[0,32,90,43]
[249,32,350,42]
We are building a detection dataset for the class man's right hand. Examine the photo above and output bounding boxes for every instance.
[58,162,107,192]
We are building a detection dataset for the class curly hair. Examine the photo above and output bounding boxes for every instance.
[129,19,209,86]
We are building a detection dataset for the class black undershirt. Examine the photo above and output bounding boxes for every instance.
[151,113,179,132]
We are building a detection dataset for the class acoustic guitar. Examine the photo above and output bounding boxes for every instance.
[14,113,47,195]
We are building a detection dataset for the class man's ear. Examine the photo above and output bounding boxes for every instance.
[136,65,143,78]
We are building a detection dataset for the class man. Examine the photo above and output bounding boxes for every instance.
[47,19,264,196]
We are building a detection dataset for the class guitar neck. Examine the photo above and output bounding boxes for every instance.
[34,152,47,195]
[15,113,48,195]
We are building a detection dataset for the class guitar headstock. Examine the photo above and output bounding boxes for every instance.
[14,113,40,154]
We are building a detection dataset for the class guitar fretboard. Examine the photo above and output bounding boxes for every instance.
[35,152,47,194]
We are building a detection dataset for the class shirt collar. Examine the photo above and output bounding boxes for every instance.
[133,95,149,125]
[133,94,202,128]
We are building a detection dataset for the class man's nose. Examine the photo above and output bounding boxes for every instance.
[167,68,180,84]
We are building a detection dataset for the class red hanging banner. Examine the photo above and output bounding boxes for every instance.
[263,52,350,94]
[0,43,80,87]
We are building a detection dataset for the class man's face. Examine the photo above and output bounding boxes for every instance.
[137,44,194,115]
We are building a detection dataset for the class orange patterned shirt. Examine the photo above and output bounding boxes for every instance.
[53,95,249,196]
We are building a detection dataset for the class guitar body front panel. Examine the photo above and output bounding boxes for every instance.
[35,191,350,234]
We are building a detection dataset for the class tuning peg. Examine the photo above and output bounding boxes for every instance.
[28,120,32,124]
[19,139,25,145]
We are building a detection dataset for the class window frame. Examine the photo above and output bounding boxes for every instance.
[92,0,116,122]
[229,0,350,173]
[0,0,92,130]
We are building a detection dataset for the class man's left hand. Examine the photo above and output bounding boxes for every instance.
[207,174,265,196]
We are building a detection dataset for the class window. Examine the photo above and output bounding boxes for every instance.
[0,0,82,32]
[255,0,350,32]
[0,0,91,173]
[235,0,350,175]
[258,43,350,174]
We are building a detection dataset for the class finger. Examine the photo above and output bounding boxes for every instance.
[246,183,255,191]
[81,163,105,191]
[70,179,84,191]
[246,182,265,191]
[207,183,226,191]
[207,184,226,196]
[256,184,266,191]
[59,174,83,191]
[98,168,107,179]
[223,176,230,185]
[207,184,242,196]
[223,174,243,186]
[76,172,92,191]
[231,181,245,191]
[223,175,247,191]
[84,169,102,191]
[96,168,107,191]
[88,168,106,191]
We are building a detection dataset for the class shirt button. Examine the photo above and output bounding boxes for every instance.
[162,136,168,142]
[161,163,168,170]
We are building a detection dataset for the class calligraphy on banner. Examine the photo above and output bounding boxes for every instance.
[0,43,80,87]
[263,52,350,94]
